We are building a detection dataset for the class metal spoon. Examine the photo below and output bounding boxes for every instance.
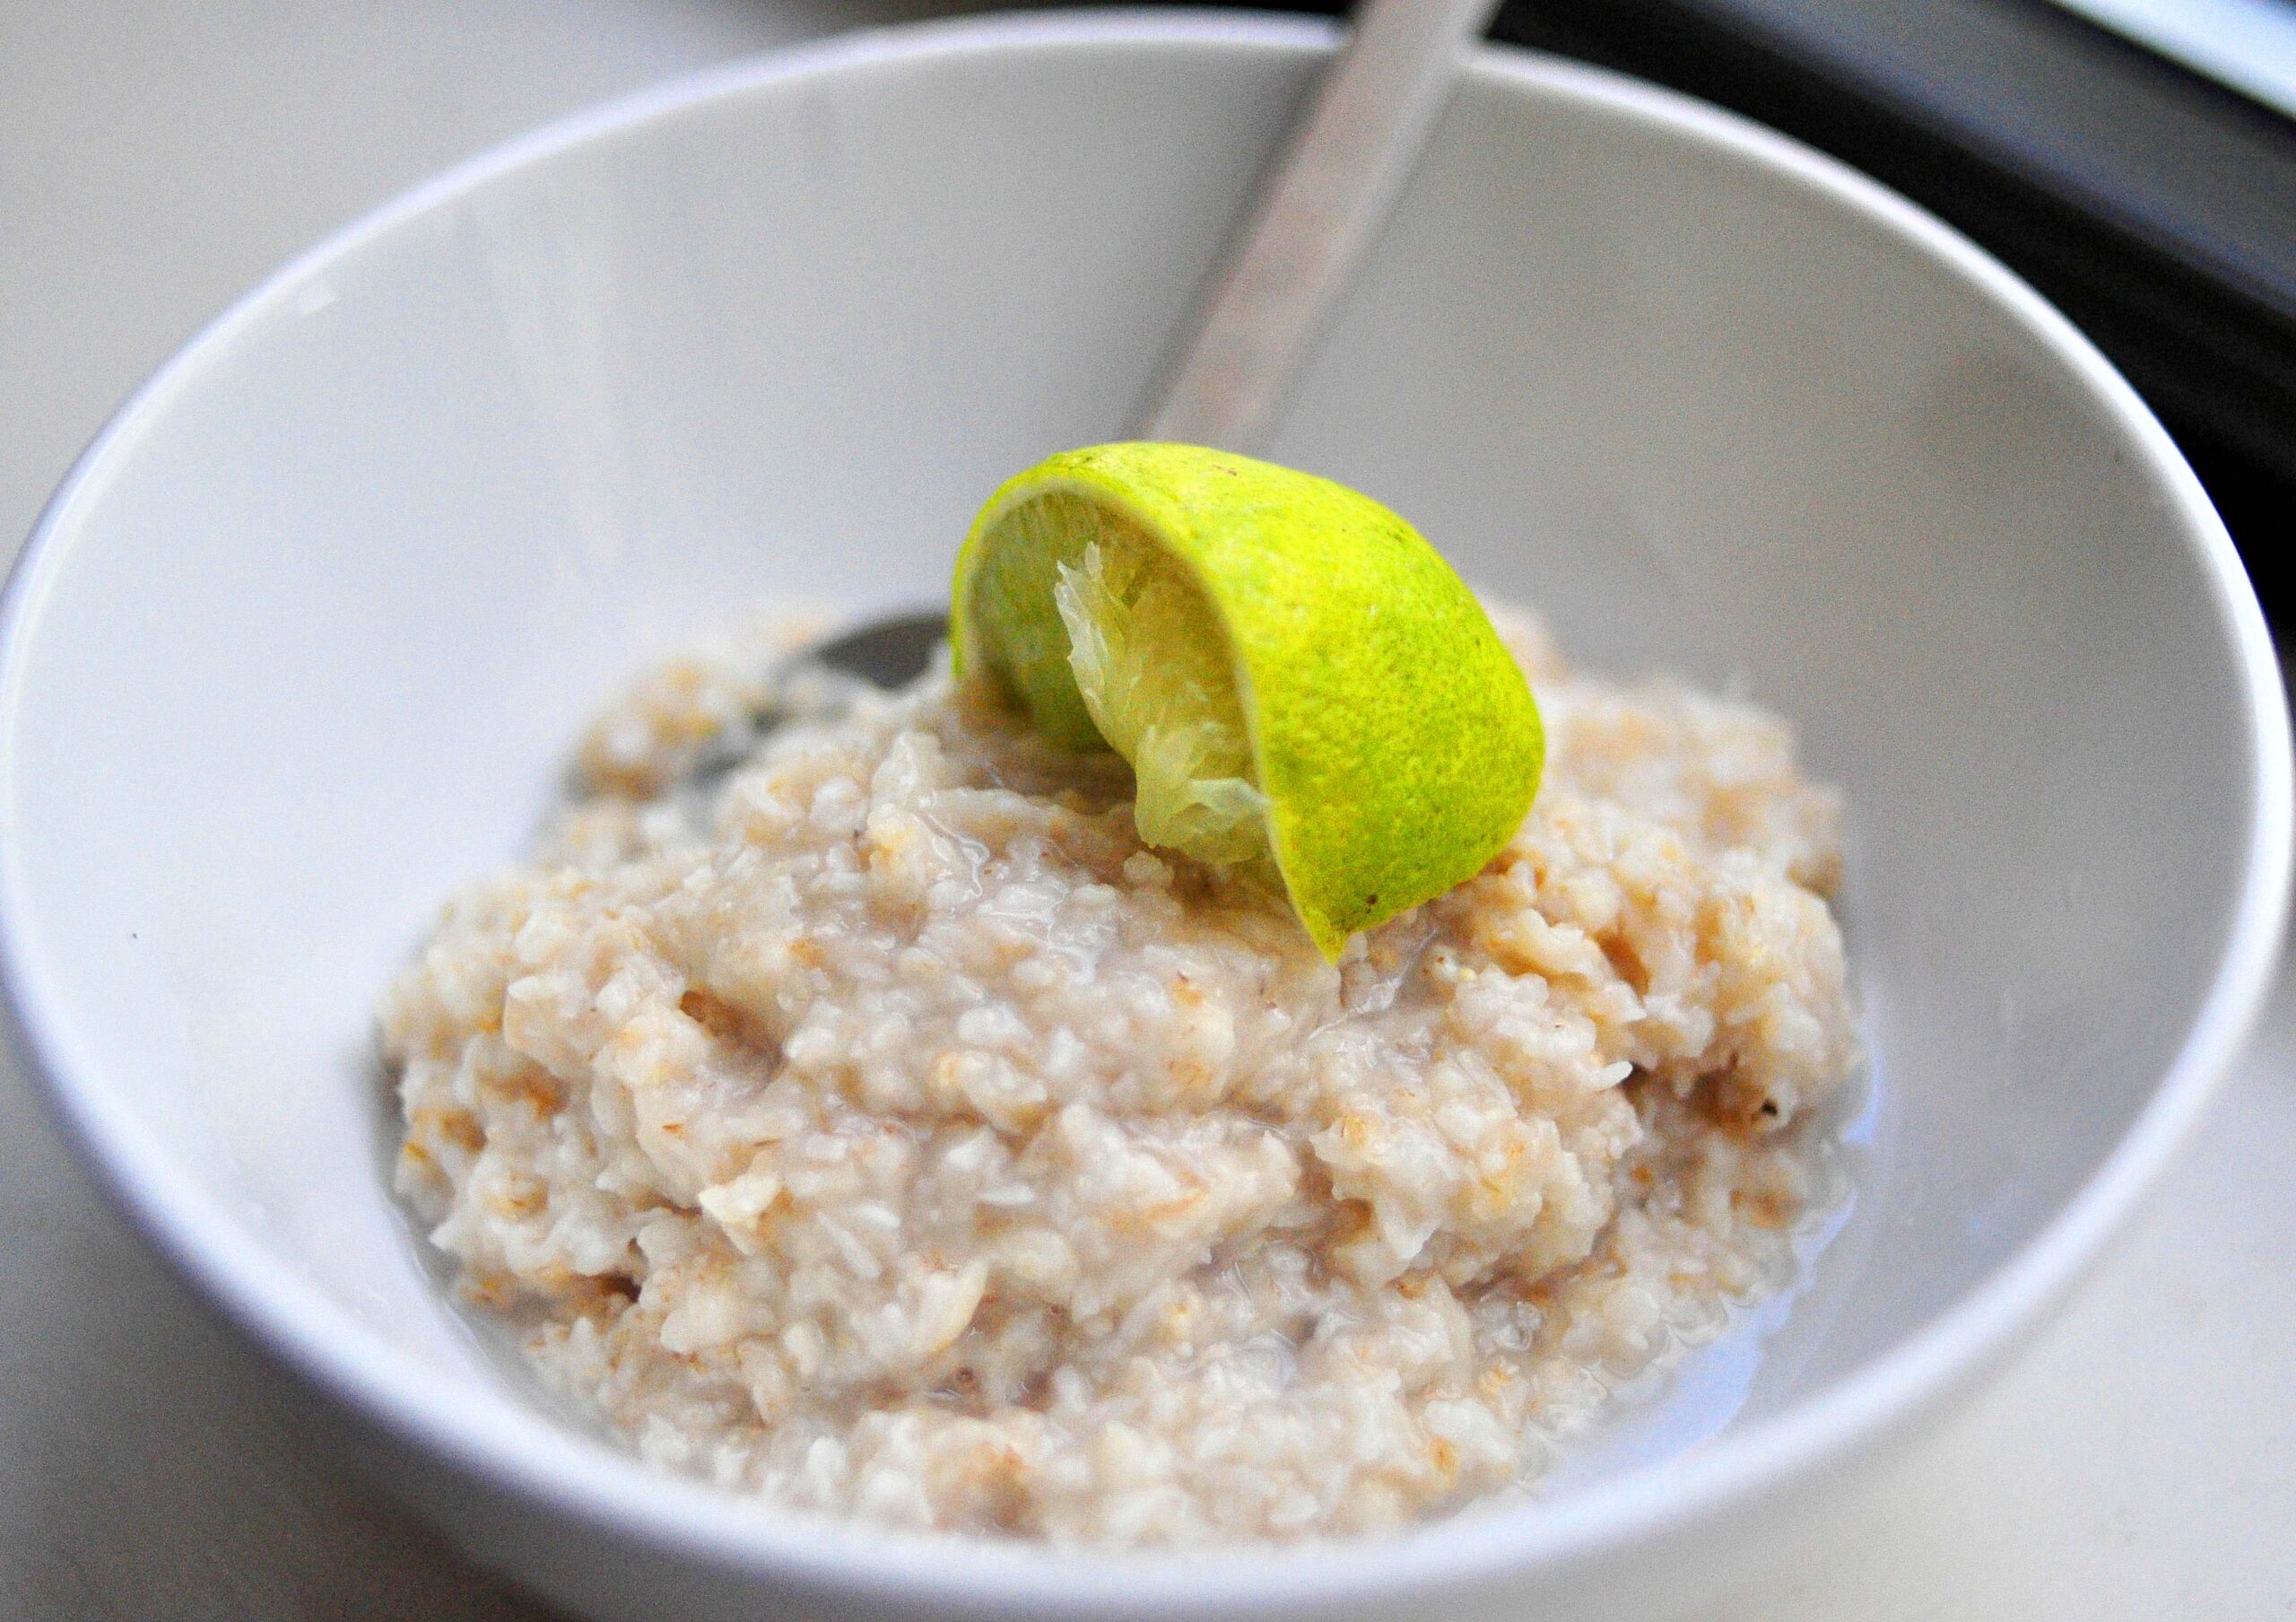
[1136,0,1504,452]
[791,0,1502,698]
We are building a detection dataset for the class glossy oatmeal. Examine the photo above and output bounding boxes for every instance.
[384,605,1856,1546]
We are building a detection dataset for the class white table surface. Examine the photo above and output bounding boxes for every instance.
[4,4,2291,1616]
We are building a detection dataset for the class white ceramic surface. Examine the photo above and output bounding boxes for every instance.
[0,13,2286,1622]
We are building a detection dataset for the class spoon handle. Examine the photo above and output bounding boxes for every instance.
[1133,0,1503,454]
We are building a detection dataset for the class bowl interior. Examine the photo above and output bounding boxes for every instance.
[0,13,2274,1565]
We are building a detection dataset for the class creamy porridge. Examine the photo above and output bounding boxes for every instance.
[384,605,1857,1547]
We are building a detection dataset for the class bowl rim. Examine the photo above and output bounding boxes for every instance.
[3,7,2289,1613]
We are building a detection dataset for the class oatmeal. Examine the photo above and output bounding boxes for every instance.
[384,605,1856,1546]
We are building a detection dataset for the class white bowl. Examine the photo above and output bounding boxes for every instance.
[2,12,2286,1620]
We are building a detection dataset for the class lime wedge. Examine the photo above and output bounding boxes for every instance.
[951,442,1542,959]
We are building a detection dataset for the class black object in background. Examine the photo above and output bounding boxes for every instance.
[1197,0,2296,624]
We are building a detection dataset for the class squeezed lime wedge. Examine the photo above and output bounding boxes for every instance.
[952,442,1542,958]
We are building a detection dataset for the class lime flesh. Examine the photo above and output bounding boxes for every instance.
[1055,524,1272,873]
